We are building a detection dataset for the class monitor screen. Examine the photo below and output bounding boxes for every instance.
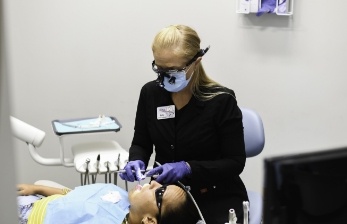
[263,147,347,224]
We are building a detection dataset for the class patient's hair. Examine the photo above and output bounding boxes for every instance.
[160,192,201,224]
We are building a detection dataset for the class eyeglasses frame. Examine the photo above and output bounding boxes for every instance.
[155,185,168,224]
[153,46,210,87]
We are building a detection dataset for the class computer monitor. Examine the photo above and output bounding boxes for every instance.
[263,147,347,224]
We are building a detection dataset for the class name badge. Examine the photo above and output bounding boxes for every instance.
[157,105,175,120]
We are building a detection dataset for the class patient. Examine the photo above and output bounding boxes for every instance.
[17,181,200,224]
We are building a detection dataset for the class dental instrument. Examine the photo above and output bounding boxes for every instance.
[93,154,100,184]
[116,153,120,171]
[96,154,100,172]
[144,161,161,179]
[116,169,149,174]
[114,153,120,185]
[104,161,110,183]
[243,201,249,224]
[96,114,104,127]
[228,209,237,224]
[84,158,90,185]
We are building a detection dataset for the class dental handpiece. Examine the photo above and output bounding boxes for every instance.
[104,161,111,183]
[228,209,237,224]
[84,158,90,185]
[116,153,120,171]
[85,158,90,172]
[93,154,100,183]
[96,154,100,173]
[243,201,249,224]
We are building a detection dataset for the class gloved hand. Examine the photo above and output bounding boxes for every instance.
[146,161,191,184]
[119,160,146,182]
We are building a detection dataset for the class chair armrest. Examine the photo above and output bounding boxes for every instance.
[34,180,70,189]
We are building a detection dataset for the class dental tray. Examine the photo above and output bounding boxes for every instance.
[52,116,121,136]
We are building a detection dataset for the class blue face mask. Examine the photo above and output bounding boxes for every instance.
[163,70,192,92]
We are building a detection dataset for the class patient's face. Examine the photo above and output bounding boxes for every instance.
[128,181,185,217]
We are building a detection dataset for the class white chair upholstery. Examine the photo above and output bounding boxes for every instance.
[241,107,265,224]
[34,180,70,189]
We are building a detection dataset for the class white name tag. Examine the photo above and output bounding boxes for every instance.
[157,105,175,120]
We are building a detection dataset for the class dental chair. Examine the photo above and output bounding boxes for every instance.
[241,107,265,224]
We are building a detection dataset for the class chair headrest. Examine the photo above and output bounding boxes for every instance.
[241,108,265,157]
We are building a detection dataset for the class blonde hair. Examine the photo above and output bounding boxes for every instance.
[152,25,231,101]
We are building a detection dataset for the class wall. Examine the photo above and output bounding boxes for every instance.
[0,0,18,222]
[4,0,347,196]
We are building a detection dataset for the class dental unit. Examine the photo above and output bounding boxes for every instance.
[10,115,130,188]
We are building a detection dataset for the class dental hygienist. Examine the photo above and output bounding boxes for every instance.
[120,24,248,224]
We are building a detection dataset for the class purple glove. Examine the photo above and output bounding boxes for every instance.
[119,160,145,182]
[146,161,191,184]
[256,0,276,16]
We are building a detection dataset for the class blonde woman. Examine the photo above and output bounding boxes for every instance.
[120,24,248,223]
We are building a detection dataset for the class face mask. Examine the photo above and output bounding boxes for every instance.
[163,70,192,92]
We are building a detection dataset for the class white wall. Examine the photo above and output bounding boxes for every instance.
[4,0,347,195]
[1,0,18,221]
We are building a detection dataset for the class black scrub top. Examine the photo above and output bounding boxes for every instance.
[129,81,248,201]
